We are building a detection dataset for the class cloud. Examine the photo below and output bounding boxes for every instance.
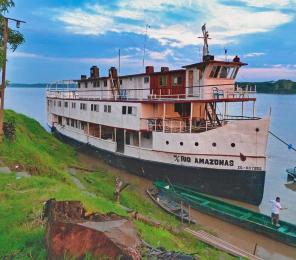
[52,0,294,47]
[238,0,294,8]
[8,51,42,58]
[243,52,265,58]
[239,66,296,81]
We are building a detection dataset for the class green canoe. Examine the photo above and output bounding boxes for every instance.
[154,180,296,247]
[286,167,296,182]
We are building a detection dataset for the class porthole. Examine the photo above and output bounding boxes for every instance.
[195,142,199,146]
[180,142,183,146]
[166,141,169,145]
[212,142,217,147]
[231,143,235,148]
[255,128,260,132]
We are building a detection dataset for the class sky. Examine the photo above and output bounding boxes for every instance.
[6,0,296,83]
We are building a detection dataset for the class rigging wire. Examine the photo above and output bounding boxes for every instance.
[269,131,296,152]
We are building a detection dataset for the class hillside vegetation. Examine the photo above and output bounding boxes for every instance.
[238,79,296,94]
[0,110,232,259]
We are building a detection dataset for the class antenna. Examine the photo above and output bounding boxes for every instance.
[224,48,227,61]
[142,24,150,71]
[198,23,211,58]
[118,49,121,76]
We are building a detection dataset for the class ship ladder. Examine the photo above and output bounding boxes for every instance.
[205,103,221,127]
[109,73,120,99]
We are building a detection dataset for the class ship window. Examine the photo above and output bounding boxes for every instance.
[144,77,149,83]
[58,101,61,107]
[127,106,137,116]
[71,102,76,109]
[212,142,217,147]
[78,83,80,88]
[231,67,239,79]
[231,143,236,147]
[210,66,221,78]
[64,101,68,108]
[219,66,228,78]
[104,80,107,87]
[128,106,132,114]
[122,106,127,114]
[166,141,169,145]
[159,75,167,86]
[91,104,99,112]
[104,105,111,113]
[54,100,56,106]
[227,67,235,78]
[173,75,182,86]
[71,119,78,128]
[66,118,69,126]
[195,142,199,146]
[94,81,100,88]
[80,103,87,110]
[180,142,183,146]
[80,121,86,130]
[120,79,123,85]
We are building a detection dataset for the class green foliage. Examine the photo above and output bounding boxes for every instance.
[0,110,76,180]
[0,0,25,65]
[0,0,14,13]
[238,80,296,94]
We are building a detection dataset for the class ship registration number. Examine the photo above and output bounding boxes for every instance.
[173,155,262,171]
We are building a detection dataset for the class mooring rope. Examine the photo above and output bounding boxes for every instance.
[269,131,296,152]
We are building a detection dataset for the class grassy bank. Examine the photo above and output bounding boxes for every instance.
[0,110,233,259]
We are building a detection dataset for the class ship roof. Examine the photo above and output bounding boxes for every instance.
[182,60,247,69]
[76,69,185,82]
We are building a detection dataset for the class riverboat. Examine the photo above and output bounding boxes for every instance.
[46,25,270,205]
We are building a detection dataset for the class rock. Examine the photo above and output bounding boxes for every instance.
[44,199,141,260]
[16,172,31,178]
[0,166,11,174]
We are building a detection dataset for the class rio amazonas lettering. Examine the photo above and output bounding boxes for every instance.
[174,155,234,167]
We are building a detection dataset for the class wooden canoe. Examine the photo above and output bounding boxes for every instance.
[154,180,296,247]
[146,188,196,224]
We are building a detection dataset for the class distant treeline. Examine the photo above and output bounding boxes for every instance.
[8,83,47,88]
[238,80,296,94]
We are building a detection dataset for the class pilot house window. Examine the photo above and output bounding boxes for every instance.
[209,66,239,79]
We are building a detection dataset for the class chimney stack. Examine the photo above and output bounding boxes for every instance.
[109,67,118,78]
[161,67,169,72]
[90,66,99,79]
[145,66,154,74]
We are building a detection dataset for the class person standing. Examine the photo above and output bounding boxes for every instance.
[270,197,287,227]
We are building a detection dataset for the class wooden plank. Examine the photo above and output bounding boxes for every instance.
[185,228,262,260]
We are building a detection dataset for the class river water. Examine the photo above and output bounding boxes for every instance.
[5,87,296,258]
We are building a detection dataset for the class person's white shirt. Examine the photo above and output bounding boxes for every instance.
[270,200,282,214]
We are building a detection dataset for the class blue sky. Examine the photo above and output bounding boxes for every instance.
[6,0,296,83]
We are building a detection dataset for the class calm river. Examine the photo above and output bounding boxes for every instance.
[5,87,296,224]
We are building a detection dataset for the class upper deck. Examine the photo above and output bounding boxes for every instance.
[47,59,256,103]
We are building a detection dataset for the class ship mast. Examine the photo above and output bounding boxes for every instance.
[198,24,211,60]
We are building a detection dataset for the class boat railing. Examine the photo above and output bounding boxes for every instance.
[141,115,261,133]
[46,81,256,102]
